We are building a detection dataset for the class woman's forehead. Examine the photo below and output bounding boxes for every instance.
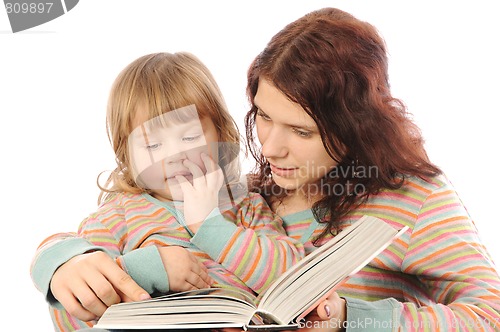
[255,79,317,129]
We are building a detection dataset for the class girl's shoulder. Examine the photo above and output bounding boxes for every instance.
[91,191,150,215]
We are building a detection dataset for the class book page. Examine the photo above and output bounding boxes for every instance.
[256,216,408,324]
[95,288,259,329]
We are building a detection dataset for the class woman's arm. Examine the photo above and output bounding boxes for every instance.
[392,184,500,330]
[310,182,500,331]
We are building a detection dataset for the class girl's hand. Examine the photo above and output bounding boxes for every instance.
[157,246,213,291]
[176,153,224,232]
[50,251,150,322]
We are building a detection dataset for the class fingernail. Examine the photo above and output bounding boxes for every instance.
[139,293,151,300]
[324,304,331,317]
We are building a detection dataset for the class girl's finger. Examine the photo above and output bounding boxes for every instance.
[202,154,224,188]
[59,289,98,321]
[201,153,220,174]
[175,175,192,192]
[182,159,205,187]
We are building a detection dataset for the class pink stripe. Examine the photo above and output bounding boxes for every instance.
[407,230,472,257]
[419,202,461,219]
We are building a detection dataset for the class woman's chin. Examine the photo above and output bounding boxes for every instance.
[273,177,302,191]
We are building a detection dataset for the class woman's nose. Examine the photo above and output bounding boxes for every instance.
[261,127,288,159]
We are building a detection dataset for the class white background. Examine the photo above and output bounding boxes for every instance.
[1,1,499,330]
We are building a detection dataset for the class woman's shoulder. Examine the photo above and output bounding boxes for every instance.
[378,173,454,200]
[362,173,456,219]
[404,173,454,191]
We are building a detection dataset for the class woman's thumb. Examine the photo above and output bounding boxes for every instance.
[316,298,334,320]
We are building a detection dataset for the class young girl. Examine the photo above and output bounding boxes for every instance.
[30,52,304,331]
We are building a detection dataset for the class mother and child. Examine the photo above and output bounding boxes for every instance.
[31,7,500,332]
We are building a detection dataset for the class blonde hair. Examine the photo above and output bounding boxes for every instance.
[98,52,241,204]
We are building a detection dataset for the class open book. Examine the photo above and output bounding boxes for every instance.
[94,215,408,331]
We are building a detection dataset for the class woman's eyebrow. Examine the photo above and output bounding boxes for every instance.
[256,105,316,130]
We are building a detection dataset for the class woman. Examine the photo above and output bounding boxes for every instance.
[32,7,500,332]
[242,6,500,331]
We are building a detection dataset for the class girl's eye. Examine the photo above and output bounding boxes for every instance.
[292,128,312,138]
[146,143,161,150]
[256,109,271,121]
[182,135,201,142]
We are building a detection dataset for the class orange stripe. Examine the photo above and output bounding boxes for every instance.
[243,248,262,282]
[428,189,454,199]
[452,303,487,332]
[372,257,390,270]
[99,212,122,225]
[428,309,439,330]
[406,241,465,271]
[54,310,65,331]
[218,228,242,262]
[411,216,467,239]
[361,203,417,218]
[342,283,396,294]
[38,232,75,248]
[404,180,433,194]
[126,208,164,225]
[132,226,176,249]
[455,265,498,276]
[394,237,408,248]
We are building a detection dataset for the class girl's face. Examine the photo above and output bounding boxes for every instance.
[254,79,338,195]
[128,105,219,202]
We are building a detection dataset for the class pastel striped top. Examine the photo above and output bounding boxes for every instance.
[31,190,304,331]
[282,174,500,331]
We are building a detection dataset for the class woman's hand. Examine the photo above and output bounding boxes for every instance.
[157,246,213,291]
[50,251,150,322]
[218,293,346,332]
[176,153,224,233]
[299,292,347,332]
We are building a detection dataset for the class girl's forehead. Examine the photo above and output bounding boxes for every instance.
[131,104,201,132]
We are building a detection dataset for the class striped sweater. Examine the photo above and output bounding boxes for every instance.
[283,174,500,331]
[30,191,304,331]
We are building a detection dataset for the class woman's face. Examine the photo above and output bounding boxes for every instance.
[254,79,338,194]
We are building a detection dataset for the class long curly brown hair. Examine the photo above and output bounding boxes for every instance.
[245,7,441,241]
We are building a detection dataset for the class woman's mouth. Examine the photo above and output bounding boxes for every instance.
[269,164,298,177]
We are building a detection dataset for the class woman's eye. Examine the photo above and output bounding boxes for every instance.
[146,143,161,150]
[292,128,312,138]
[256,109,271,121]
[182,135,201,142]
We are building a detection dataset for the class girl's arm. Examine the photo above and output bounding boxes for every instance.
[30,216,157,314]
[191,192,305,294]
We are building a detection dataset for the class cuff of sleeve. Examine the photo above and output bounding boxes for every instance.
[31,238,106,309]
[121,246,169,294]
[344,297,401,332]
[190,211,238,260]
